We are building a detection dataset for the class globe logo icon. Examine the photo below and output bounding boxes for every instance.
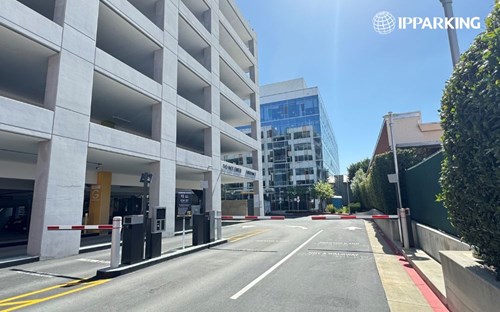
[373,11,396,35]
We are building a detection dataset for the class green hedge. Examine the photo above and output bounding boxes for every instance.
[440,4,500,278]
[353,148,436,215]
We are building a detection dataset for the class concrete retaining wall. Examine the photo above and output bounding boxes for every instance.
[440,251,500,312]
[222,200,248,216]
[413,222,469,262]
[373,219,401,243]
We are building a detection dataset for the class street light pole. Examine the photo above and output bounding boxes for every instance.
[388,112,410,248]
[343,175,350,212]
[388,113,403,210]
[440,0,460,66]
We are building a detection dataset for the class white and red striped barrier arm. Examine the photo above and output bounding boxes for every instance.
[47,225,114,231]
[311,215,398,220]
[222,215,285,220]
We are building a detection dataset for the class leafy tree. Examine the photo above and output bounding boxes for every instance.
[440,4,500,278]
[347,158,370,181]
[286,186,298,198]
[350,168,366,204]
[314,181,334,212]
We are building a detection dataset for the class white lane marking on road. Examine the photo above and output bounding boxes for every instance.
[242,225,255,228]
[345,226,362,231]
[256,240,289,243]
[287,225,308,230]
[317,241,360,245]
[299,251,360,257]
[77,258,110,264]
[230,230,323,300]
[14,271,54,278]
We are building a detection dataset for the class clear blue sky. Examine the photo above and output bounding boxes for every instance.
[235,0,494,173]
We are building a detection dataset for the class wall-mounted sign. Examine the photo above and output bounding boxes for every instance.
[222,162,257,180]
[245,170,256,179]
[222,163,242,177]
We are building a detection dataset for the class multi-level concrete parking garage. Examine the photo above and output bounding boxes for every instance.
[0,0,262,259]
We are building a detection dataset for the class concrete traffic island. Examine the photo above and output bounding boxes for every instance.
[96,239,228,279]
[440,251,500,312]
[0,256,39,269]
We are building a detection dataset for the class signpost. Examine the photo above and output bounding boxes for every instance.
[140,172,152,240]
[177,191,192,249]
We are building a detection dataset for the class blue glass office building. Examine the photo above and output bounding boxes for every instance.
[223,79,339,211]
[260,79,339,210]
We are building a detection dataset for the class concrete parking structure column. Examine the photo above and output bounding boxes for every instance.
[149,158,176,237]
[27,0,99,258]
[203,169,221,240]
[150,0,180,238]
[204,117,222,238]
[252,150,264,216]
[88,171,112,229]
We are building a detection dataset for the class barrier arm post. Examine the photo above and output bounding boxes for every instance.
[110,216,122,268]
[399,208,410,249]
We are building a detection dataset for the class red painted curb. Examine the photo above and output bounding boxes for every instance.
[372,222,448,312]
[400,256,448,312]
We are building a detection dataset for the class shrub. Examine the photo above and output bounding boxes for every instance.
[440,4,500,279]
[326,204,335,213]
[349,202,361,213]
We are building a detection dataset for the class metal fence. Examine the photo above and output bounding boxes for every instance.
[405,151,458,236]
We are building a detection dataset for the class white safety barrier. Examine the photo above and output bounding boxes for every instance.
[47,216,123,268]
[222,215,285,220]
[311,215,398,220]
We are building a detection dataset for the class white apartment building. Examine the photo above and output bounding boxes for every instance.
[0,0,262,259]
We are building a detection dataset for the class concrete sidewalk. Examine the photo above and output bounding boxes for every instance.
[404,249,447,306]
[365,222,438,311]
[369,220,450,311]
